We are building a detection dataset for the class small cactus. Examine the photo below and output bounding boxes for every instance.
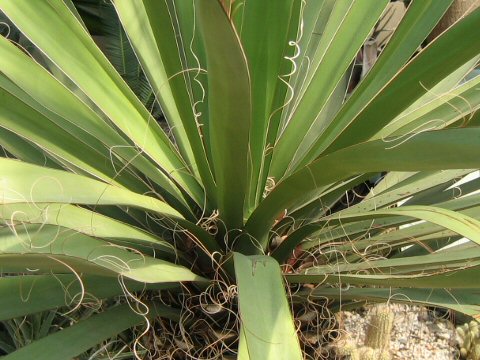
[457,320,480,359]
[334,304,393,360]
[336,341,360,360]
[364,304,394,351]
[358,346,390,360]
[472,344,480,360]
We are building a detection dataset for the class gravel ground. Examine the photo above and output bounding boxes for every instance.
[339,304,458,359]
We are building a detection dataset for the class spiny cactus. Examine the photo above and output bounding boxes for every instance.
[358,346,390,360]
[336,341,360,360]
[334,304,393,360]
[364,304,394,351]
[457,320,480,359]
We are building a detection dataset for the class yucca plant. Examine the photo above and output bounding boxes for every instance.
[1,0,480,359]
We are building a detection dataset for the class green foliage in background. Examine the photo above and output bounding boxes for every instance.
[0,0,480,359]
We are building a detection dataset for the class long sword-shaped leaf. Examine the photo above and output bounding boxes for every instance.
[0,84,145,190]
[0,0,204,205]
[0,127,60,169]
[113,0,217,204]
[302,246,480,275]
[295,193,480,253]
[300,288,480,318]
[288,266,480,289]
[273,173,480,262]
[31,204,219,263]
[310,6,480,157]
[234,253,302,360]
[0,274,177,321]
[112,0,194,167]
[269,0,389,179]
[340,169,472,214]
[237,0,297,210]
[245,128,480,250]
[172,0,212,165]
[295,0,454,167]
[257,0,303,207]
[324,206,480,245]
[398,56,480,120]
[376,74,480,138]
[196,0,251,228]
[0,225,201,283]
[0,158,181,218]
[0,36,187,205]
[0,203,174,254]
[280,0,335,121]
[3,302,178,360]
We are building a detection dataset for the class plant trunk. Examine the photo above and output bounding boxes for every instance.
[428,0,479,41]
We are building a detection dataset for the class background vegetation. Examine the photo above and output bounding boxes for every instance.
[0,0,479,359]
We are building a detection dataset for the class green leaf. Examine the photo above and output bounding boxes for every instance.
[234,253,302,360]
[257,0,303,208]
[246,128,480,249]
[0,127,60,169]
[0,225,202,283]
[196,0,251,228]
[299,0,455,164]
[376,74,480,138]
[0,203,174,254]
[294,192,480,255]
[269,0,389,179]
[301,245,480,275]
[326,205,480,245]
[314,6,480,156]
[0,82,143,189]
[0,0,205,205]
[288,266,480,289]
[0,36,185,204]
[300,287,480,318]
[335,170,472,219]
[238,326,251,360]
[3,302,177,360]
[0,158,182,218]
[0,274,177,321]
[114,0,217,203]
[238,0,297,210]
